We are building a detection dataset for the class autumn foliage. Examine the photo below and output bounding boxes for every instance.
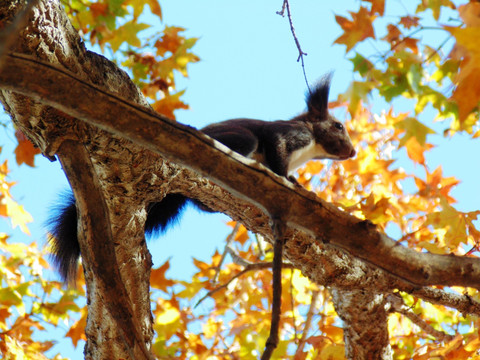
[1,0,480,359]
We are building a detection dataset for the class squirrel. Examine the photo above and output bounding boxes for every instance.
[47,74,356,283]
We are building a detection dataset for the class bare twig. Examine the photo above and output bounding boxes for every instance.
[276,0,287,16]
[195,259,295,308]
[227,246,252,267]
[408,286,480,317]
[213,222,241,283]
[255,233,266,258]
[261,218,286,360]
[276,0,311,93]
[387,294,455,342]
[295,290,320,358]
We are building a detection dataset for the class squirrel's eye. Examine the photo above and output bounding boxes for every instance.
[334,122,344,131]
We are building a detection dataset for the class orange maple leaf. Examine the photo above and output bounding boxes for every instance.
[415,166,459,203]
[153,90,189,119]
[14,130,40,167]
[447,5,480,121]
[146,0,162,20]
[65,310,87,347]
[89,3,108,18]
[450,55,480,121]
[155,26,185,57]
[404,136,434,165]
[334,7,375,52]
[459,2,480,27]
[382,24,402,43]
[364,0,385,16]
[399,16,420,29]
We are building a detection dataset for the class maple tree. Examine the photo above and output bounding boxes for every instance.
[1,0,480,359]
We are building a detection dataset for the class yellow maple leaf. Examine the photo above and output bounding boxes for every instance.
[128,0,162,20]
[0,179,33,234]
[416,0,456,21]
[108,21,151,52]
[234,224,249,245]
[426,199,467,249]
[150,260,175,292]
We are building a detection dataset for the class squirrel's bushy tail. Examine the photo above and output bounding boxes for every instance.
[47,192,188,283]
[47,192,79,283]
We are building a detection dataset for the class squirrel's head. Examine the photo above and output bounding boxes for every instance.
[304,74,356,160]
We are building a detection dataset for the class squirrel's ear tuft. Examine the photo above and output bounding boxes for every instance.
[307,72,333,117]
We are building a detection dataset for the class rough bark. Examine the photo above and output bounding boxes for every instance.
[331,289,392,360]
[0,1,155,358]
[1,1,479,359]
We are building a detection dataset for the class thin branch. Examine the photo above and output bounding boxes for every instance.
[261,217,286,360]
[213,222,241,283]
[424,36,451,63]
[255,233,266,258]
[277,0,311,93]
[374,25,452,65]
[389,26,447,55]
[401,309,455,342]
[294,290,320,358]
[387,294,455,342]
[276,0,287,16]
[407,286,480,317]
[227,246,252,267]
[194,260,295,308]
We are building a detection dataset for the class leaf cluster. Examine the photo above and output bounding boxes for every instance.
[0,232,85,359]
[62,0,199,119]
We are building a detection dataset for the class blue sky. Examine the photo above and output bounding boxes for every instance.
[1,0,479,358]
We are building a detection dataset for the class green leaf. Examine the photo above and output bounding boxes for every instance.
[394,117,436,146]
[110,21,151,52]
[350,53,374,75]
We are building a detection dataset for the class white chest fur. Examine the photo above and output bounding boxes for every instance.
[287,140,330,174]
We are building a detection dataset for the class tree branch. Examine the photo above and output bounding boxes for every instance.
[276,0,311,93]
[261,218,286,360]
[387,293,455,342]
[2,53,480,290]
[407,286,480,317]
[294,290,319,358]
[57,140,154,360]
[195,260,295,308]
[213,222,241,283]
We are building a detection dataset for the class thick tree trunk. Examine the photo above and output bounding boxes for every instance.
[331,288,392,360]
[0,1,156,358]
